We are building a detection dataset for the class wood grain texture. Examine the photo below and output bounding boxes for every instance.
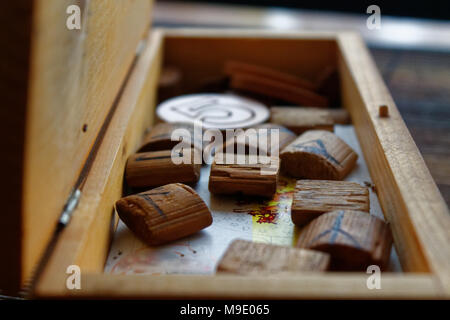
[217,239,330,275]
[1,0,152,295]
[125,149,201,188]
[280,130,358,180]
[230,72,329,107]
[338,33,450,290]
[297,210,392,271]
[22,0,151,288]
[116,184,212,246]
[224,60,316,91]
[209,154,279,197]
[35,30,162,297]
[291,180,369,227]
[42,273,445,299]
[270,107,334,134]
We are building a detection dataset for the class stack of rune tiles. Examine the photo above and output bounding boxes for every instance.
[116,122,209,247]
[225,60,329,107]
[125,122,202,189]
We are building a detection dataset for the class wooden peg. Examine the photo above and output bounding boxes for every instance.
[137,122,202,153]
[296,210,393,271]
[209,154,279,197]
[125,149,201,188]
[217,239,330,275]
[219,123,296,156]
[379,105,389,118]
[229,73,329,108]
[291,180,370,227]
[115,183,212,246]
[280,130,358,180]
[270,107,334,135]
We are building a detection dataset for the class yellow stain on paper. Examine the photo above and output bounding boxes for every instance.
[233,176,299,246]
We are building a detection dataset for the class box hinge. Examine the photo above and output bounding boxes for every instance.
[58,189,82,227]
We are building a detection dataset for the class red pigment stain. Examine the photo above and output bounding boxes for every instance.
[233,181,295,224]
[250,207,277,224]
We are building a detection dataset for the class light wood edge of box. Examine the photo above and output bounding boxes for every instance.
[42,273,446,299]
[337,33,450,293]
[34,30,164,297]
[158,27,339,40]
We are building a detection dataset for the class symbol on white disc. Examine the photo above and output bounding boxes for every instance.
[156,93,269,129]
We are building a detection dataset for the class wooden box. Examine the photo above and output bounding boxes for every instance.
[1,1,449,299]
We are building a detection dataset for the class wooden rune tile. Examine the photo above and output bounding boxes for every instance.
[115,183,212,246]
[291,180,370,227]
[280,130,358,180]
[296,210,393,271]
[217,239,330,275]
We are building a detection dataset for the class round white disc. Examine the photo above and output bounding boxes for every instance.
[156,93,269,129]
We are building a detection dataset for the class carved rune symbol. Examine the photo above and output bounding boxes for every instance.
[135,151,183,162]
[138,192,170,218]
[308,211,361,248]
[293,139,341,166]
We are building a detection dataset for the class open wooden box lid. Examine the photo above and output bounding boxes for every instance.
[0,0,153,295]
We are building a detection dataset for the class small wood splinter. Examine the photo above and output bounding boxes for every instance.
[217,239,330,275]
[296,210,393,271]
[280,130,358,180]
[115,183,212,246]
[291,180,370,227]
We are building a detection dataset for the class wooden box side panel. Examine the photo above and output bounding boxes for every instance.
[21,0,152,287]
[35,31,163,297]
[337,33,450,290]
[163,32,338,94]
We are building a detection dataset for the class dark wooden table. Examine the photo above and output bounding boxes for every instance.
[371,49,450,205]
[371,49,450,206]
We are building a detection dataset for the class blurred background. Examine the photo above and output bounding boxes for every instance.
[153,0,450,206]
